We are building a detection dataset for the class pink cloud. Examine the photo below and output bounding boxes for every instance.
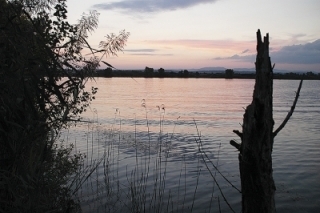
[145,39,256,51]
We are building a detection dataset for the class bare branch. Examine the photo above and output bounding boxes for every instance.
[233,130,243,140]
[273,79,303,138]
[230,140,241,151]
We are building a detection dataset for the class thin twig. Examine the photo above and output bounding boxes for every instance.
[273,79,303,137]
[193,120,237,213]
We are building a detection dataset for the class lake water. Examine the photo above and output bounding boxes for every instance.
[63,78,320,213]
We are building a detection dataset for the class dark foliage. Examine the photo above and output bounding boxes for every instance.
[0,0,128,212]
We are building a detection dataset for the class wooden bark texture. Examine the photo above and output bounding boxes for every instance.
[239,30,276,213]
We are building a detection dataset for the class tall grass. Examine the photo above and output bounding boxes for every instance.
[64,104,241,213]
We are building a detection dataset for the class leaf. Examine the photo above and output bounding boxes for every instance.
[101,61,116,69]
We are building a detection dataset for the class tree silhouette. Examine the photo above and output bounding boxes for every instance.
[230,30,302,213]
[144,66,154,77]
[0,0,129,211]
[225,69,234,78]
[158,67,165,77]
[104,67,113,77]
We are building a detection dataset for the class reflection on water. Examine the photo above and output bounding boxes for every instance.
[63,78,320,212]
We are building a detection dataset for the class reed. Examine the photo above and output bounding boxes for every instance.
[63,104,239,213]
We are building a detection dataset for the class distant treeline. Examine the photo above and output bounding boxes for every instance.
[92,67,320,80]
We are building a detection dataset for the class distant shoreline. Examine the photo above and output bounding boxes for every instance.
[93,70,320,80]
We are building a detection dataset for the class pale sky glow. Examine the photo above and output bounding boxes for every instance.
[66,0,320,72]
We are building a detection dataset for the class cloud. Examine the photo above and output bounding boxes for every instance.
[241,49,250,54]
[93,0,217,13]
[125,49,157,52]
[128,53,173,56]
[213,39,320,65]
[146,39,255,50]
[272,39,320,64]
[214,54,255,62]
[123,48,172,56]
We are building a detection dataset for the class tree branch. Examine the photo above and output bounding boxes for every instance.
[273,79,303,138]
[233,130,243,140]
[230,140,241,151]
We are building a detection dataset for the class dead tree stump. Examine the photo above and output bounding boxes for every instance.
[234,30,275,213]
[230,30,303,213]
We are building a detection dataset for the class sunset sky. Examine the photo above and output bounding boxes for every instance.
[66,0,320,72]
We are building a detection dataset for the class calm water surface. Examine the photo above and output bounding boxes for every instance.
[64,78,320,213]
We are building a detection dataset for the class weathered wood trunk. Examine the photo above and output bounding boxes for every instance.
[239,30,276,213]
[230,29,303,213]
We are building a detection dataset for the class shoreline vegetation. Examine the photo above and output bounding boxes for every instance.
[0,0,317,211]
[0,0,130,212]
[93,68,320,80]
[63,113,242,213]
